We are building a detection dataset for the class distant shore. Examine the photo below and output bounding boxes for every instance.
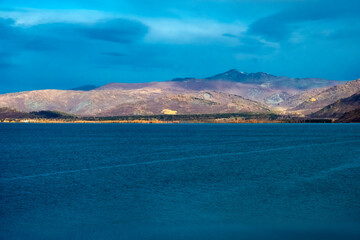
[1,109,354,123]
[0,117,335,124]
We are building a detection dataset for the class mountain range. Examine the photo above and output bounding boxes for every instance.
[0,69,359,121]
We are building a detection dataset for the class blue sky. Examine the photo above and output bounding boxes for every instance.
[1,0,360,93]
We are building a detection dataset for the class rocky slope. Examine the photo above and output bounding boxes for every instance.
[311,92,360,118]
[98,79,300,106]
[0,89,269,117]
[290,79,360,115]
[0,70,355,117]
[205,69,340,90]
[97,70,341,108]
[0,107,75,119]
[336,109,360,123]
[0,107,33,119]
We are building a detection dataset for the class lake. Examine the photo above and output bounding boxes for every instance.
[1,123,360,239]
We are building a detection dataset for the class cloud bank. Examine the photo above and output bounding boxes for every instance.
[0,0,359,93]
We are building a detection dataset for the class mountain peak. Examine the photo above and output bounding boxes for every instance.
[206,69,278,82]
[225,69,247,74]
[206,69,248,81]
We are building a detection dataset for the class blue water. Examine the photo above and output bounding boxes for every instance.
[1,123,360,239]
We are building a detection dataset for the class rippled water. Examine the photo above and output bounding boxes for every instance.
[1,123,360,239]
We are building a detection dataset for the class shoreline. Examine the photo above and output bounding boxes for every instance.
[0,118,335,124]
[1,110,345,123]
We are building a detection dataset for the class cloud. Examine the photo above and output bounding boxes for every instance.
[0,8,114,26]
[0,15,150,81]
[141,18,245,44]
[77,18,148,43]
[247,0,360,41]
[0,17,149,53]
[0,18,17,39]
[1,1,360,93]
[1,8,244,44]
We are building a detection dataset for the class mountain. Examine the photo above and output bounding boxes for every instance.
[311,92,360,118]
[95,79,298,107]
[0,69,354,117]
[0,89,269,117]
[0,107,33,119]
[291,79,360,115]
[336,109,360,123]
[205,69,341,90]
[0,107,75,119]
[97,70,341,108]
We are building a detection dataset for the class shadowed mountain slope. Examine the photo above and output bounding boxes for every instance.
[0,107,33,119]
[291,79,360,114]
[336,109,360,122]
[311,92,360,118]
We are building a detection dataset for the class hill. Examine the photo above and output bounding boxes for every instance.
[96,69,341,108]
[0,107,33,119]
[290,79,360,114]
[311,92,360,118]
[0,70,354,117]
[0,89,270,117]
[0,108,76,120]
[205,69,340,90]
[336,109,360,123]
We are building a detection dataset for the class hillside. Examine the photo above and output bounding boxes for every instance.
[0,70,354,117]
[336,109,360,123]
[205,69,340,90]
[0,89,270,117]
[290,79,360,114]
[97,79,301,107]
[0,108,76,120]
[311,92,360,118]
[0,107,33,119]
[96,69,341,108]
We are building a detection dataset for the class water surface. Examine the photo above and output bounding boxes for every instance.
[1,123,360,239]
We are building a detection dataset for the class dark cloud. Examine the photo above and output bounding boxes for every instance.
[1,0,360,93]
[0,20,66,52]
[0,16,150,77]
[0,17,149,53]
[0,19,20,68]
[77,19,149,43]
[248,0,360,41]
[0,18,17,39]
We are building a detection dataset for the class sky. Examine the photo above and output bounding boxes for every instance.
[1,0,360,93]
